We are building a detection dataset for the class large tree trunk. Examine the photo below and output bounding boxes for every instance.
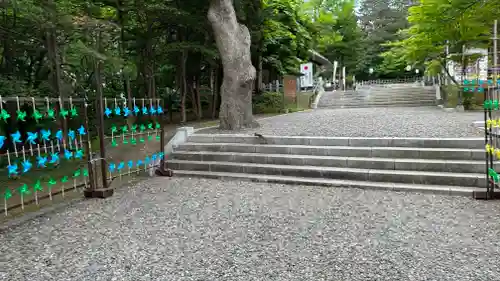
[208,0,258,130]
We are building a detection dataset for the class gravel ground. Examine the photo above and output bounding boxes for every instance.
[2,177,500,281]
[198,107,482,137]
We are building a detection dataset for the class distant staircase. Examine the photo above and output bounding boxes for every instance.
[166,134,486,196]
[318,83,436,108]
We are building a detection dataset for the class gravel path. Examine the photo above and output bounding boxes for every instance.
[198,107,482,137]
[2,177,500,281]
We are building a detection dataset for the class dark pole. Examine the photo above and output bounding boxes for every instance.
[82,99,95,191]
[95,60,108,190]
[84,29,113,198]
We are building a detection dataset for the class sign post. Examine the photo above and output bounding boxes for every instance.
[300,63,313,88]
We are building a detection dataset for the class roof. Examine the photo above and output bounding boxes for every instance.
[308,50,332,66]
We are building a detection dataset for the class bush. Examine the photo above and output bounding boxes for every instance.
[253,92,284,114]
[463,91,474,110]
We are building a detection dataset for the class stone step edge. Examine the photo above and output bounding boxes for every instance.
[172,170,482,197]
[191,134,484,142]
[172,151,486,165]
[167,160,483,179]
[181,142,484,152]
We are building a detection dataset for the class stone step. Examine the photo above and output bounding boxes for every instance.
[188,135,483,148]
[177,143,484,159]
[172,170,482,196]
[326,99,436,104]
[172,151,485,173]
[325,100,436,105]
[166,160,485,187]
[318,102,436,108]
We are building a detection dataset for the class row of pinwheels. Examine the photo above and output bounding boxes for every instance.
[7,148,85,176]
[0,106,79,123]
[109,122,161,147]
[3,168,89,200]
[108,152,164,175]
[104,104,164,118]
[484,99,500,110]
[0,126,87,150]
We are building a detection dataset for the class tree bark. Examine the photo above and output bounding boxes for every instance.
[180,50,188,123]
[208,0,258,130]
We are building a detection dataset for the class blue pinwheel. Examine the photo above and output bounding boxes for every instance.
[75,149,84,159]
[137,159,144,166]
[127,160,134,169]
[151,153,158,161]
[114,106,121,116]
[123,107,130,117]
[0,136,5,149]
[157,105,164,114]
[68,130,76,141]
[133,105,140,115]
[145,156,150,164]
[142,106,148,115]
[149,106,156,115]
[27,132,38,145]
[159,152,165,159]
[40,129,51,141]
[64,149,73,160]
[49,153,59,164]
[37,156,48,168]
[108,163,116,173]
[11,131,21,144]
[104,107,112,117]
[117,162,125,171]
[7,164,18,176]
[22,160,32,173]
[55,130,63,141]
[78,125,86,136]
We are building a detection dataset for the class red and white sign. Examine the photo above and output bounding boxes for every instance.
[300,63,313,87]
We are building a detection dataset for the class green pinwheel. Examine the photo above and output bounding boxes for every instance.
[32,109,43,122]
[83,169,89,177]
[33,180,43,192]
[18,184,30,195]
[489,168,499,182]
[155,122,161,129]
[4,189,12,200]
[47,108,56,119]
[60,107,69,118]
[16,110,27,121]
[121,125,128,133]
[61,176,69,183]
[0,109,10,122]
[73,169,81,178]
[47,178,57,189]
[70,107,78,117]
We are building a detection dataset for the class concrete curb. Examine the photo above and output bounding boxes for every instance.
[192,110,314,133]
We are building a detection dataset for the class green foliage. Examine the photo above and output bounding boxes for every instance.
[253,91,284,114]
[262,0,314,75]
[381,0,500,82]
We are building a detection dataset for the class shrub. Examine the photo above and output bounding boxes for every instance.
[253,92,284,114]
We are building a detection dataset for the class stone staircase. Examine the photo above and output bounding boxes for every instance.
[166,134,487,196]
[319,84,436,108]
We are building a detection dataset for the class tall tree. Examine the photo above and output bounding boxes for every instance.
[208,0,258,129]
